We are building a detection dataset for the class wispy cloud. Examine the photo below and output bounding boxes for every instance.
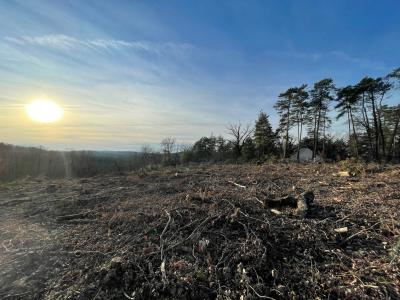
[5,34,194,55]
[264,49,386,71]
[328,50,387,71]
[0,42,41,64]
[264,50,323,62]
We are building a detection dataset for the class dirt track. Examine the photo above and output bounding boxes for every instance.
[0,163,399,299]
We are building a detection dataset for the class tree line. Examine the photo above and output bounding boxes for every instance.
[177,67,400,163]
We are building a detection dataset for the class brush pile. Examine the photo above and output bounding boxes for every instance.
[0,163,399,299]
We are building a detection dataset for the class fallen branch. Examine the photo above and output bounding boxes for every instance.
[228,180,246,189]
[160,259,168,285]
[160,210,172,261]
[56,211,91,222]
[64,219,97,224]
[248,283,276,299]
[123,291,135,300]
[162,215,215,254]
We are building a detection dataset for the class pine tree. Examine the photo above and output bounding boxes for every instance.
[357,77,392,160]
[242,137,256,161]
[335,85,360,157]
[274,87,297,158]
[291,85,309,161]
[253,111,275,159]
[308,78,335,159]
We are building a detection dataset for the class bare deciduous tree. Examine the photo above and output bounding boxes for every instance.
[226,122,253,158]
[161,137,176,164]
[140,144,154,164]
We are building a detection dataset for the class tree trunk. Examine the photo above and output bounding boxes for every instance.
[370,94,380,161]
[362,93,374,158]
[377,95,386,159]
[283,97,292,159]
[347,109,352,154]
[312,111,317,159]
[297,115,304,162]
[296,113,300,162]
[313,108,322,159]
[322,110,327,158]
[387,111,400,161]
[349,107,359,158]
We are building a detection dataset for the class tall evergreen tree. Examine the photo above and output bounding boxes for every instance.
[386,68,400,160]
[274,87,296,158]
[357,77,392,160]
[291,84,309,161]
[242,137,256,161]
[335,85,360,157]
[309,78,335,159]
[387,106,400,160]
[253,111,275,159]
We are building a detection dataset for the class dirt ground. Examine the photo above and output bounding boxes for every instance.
[0,163,399,300]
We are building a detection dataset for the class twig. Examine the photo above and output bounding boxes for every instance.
[253,197,264,205]
[92,288,101,300]
[239,210,270,226]
[123,291,135,300]
[247,284,276,299]
[228,180,246,189]
[55,211,91,222]
[160,259,168,285]
[340,222,380,245]
[160,210,172,261]
[162,215,215,253]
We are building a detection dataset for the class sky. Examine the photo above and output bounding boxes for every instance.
[0,0,399,151]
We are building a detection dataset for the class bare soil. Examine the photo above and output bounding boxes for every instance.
[0,163,399,299]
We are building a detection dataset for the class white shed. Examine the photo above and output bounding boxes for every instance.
[290,148,314,162]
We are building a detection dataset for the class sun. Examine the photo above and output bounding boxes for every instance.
[26,99,63,123]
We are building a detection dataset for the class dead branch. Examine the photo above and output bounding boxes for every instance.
[228,180,246,189]
[160,210,172,261]
[55,211,91,222]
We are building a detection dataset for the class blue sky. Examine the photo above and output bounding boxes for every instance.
[0,0,399,150]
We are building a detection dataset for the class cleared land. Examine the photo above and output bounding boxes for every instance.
[0,163,399,299]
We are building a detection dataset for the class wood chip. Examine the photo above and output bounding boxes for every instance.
[336,171,350,177]
[334,227,348,233]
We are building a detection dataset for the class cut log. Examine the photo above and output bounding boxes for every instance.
[265,191,315,217]
[265,196,297,208]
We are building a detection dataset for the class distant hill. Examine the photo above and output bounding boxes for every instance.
[87,150,138,158]
[0,143,159,181]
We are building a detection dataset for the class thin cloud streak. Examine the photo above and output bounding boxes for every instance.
[5,34,194,55]
[264,49,387,71]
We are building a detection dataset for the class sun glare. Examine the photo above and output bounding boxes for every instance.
[26,99,63,123]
